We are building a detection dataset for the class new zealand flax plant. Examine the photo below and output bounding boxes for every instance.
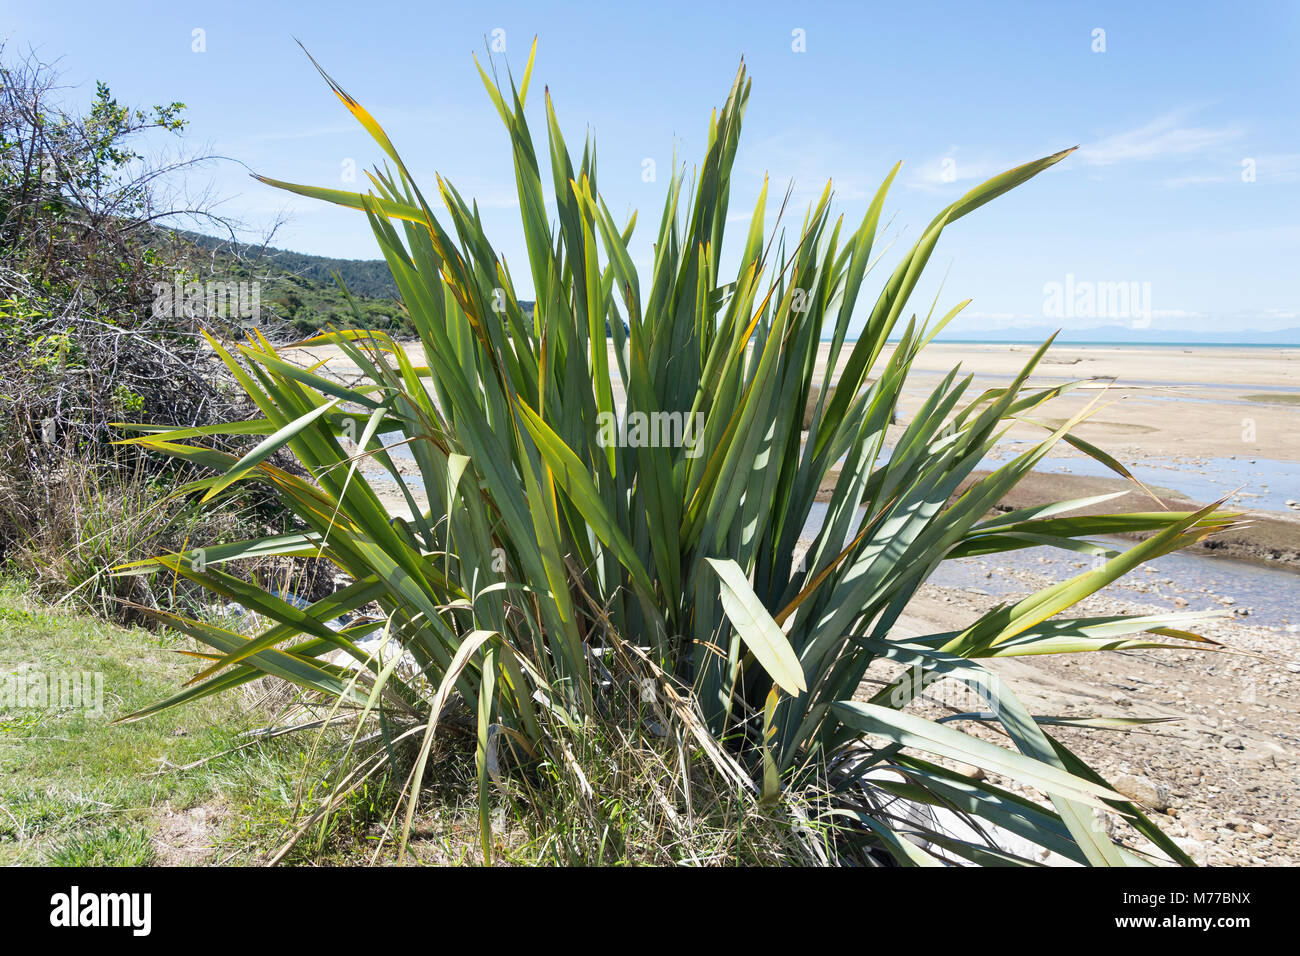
[115,41,1238,865]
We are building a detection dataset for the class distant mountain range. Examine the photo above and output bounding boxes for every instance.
[923,325,1300,346]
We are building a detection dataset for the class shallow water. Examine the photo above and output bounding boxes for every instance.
[1022,454,1300,513]
[824,435,1299,513]
[370,431,1299,630]
[951,376,1300,394]
[1134,393,1297,408]
[927,536,1299,630]
[799,500,1298,630]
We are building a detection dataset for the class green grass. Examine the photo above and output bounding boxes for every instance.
[46,825,158,866]
[0,580,382,865]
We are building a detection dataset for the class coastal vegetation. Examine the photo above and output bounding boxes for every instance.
[0,46,401,617]
[111,44,1242,865]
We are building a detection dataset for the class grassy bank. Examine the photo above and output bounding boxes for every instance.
[0,582,797,866]
[0,582,381,865]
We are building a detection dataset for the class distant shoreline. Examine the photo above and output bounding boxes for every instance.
[870,339,1300,348]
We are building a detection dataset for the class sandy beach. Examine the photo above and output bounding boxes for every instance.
[884,341,1300,466]
[284,337,1300,864]
[291,339,1300,456]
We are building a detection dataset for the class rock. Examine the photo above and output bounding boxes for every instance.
[1244,751,1275,770]
[1113,773,1172,812]
[1172,837,1208,866]
[1252,822,1274,836]
[1222,736,1245,750]
[952,762,985,781]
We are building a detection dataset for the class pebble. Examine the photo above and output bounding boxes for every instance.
[1113,773,1172,812]
[1172,837,1208,865]
[904,558,1299,866]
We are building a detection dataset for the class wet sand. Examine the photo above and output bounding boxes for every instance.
[879,342,1300,468]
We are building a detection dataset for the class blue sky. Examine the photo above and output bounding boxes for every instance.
[4,0,1298,336]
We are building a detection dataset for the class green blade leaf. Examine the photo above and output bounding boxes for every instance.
[708,558,807,696]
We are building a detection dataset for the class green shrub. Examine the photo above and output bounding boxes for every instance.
[122,44,1235,866]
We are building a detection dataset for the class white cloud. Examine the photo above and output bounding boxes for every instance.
[1078,109,1243,166]
[907,148,1005,191]
[903,109,1262,194]
[961,311,1023,322]
[1162,153,1300,188]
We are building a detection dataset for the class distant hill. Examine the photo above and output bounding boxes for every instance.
[171,231,545,340]
[180,231,399,299]
[162,229,406,337]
